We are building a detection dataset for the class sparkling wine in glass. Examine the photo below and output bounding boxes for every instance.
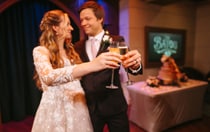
[106,41,120,89]
[119,42,134,85]
[119,46,128,56]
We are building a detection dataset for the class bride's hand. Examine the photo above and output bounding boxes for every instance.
[92,52,122,70]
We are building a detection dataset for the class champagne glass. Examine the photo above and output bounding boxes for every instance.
[106,41,120,89]
[119,42,134,85]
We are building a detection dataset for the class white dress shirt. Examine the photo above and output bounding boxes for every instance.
[86,30,105,61]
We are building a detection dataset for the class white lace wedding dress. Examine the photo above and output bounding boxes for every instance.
[31,46,93,132]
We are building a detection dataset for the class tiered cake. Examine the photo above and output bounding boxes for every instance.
[158,61,177,85]
[146,55,188,87]
[158,55,183,85]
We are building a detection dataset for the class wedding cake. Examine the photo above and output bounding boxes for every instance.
[157,55,187,85]
[146,55,188,87]
[158,58,177,85]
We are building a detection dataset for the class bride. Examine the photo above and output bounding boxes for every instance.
[31,10,121,132]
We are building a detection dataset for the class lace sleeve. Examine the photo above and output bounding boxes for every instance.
[33,46,75,86]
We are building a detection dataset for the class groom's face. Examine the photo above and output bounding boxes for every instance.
[80,8,103,37]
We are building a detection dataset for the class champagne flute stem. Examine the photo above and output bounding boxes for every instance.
[126,68,133,85]
[127,70,130,81]
[126,68,130,80]
[111,69,115,85]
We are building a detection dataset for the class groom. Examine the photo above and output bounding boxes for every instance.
[74,1,143,132]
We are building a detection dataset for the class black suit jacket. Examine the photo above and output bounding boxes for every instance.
[74,34,141,116]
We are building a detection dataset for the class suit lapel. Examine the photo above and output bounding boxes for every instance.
[98,33,110,55]
[75,39,90,62]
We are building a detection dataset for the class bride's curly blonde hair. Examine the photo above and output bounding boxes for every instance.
[33,10,82,90]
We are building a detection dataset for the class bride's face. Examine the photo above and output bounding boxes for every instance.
[56,14,74,40]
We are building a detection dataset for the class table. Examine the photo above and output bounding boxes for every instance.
[127,79,208,132]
